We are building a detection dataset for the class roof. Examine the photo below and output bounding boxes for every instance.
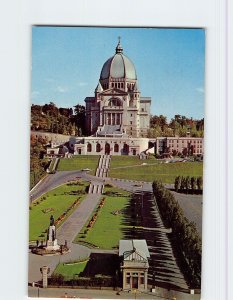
[100,42,137,80]
[119,240,150,259]
[95,81,103,93]
[97,125,123,136]
[84,97,95,102]
[140,97,151,103]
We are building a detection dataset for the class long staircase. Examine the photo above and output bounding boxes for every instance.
[88,155,111,194]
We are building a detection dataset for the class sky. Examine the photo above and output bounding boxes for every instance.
[31,26,205,120]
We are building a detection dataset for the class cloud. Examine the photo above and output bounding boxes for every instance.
[196,87,204,94]
[56,86,68,93]
[78,82,88,87]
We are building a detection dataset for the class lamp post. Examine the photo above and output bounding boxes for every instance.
[139,185,144,224]
[40,266,50,288]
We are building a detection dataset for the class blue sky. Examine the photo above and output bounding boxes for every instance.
[31,26,205,120]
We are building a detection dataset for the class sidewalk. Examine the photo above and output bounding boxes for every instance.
[28,193,102,284]
[28,286,200,299]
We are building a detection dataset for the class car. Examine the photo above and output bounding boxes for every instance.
[134,184,143,187]
[82,168,91,172]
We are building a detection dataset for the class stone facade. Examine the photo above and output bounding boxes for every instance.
[152,136,204,156]
[85,40,151,138]
[119,240,150,292]
[72,136,149,156]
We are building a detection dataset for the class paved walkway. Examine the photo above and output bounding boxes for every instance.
[28,243,91,284]
[108,179,189,292]
[28,286,200,299]
[30,170,86,202]
[29,164,194,296]
[57,193,102,244]
[28,193,102,284]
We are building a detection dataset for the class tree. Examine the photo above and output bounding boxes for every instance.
[163,127,174,137]
[152,179,201,288]
[191,177,197,192]
[150,115,161,128]
[185,176,191,192]
[73,104,86,134]
[147,126,162,138]
[174,176,181,192]
[197,177,203,192]
[180,176,186,192]
[182,147,188,156]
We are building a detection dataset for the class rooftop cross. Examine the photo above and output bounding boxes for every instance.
[116,36,123,54]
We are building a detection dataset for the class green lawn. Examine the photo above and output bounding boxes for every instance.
[110,155,159,168]
[53,261,88,280]
[29,181,89,241]
[57,155,100,175]
[109,157,203,183]
[74,187,131,249]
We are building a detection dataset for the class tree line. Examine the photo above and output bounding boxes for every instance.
[31,102,85,136]
[148,114,204,138]
[174,176,203,194]
[31,102,204,139]
[30,135,50,189]
[152,180,201,288]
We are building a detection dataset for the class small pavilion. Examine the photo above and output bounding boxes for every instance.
[119,239,150,292]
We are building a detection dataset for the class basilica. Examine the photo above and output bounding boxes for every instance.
[71,39,152,156]
[85,39,151,138]
[44,39,204,157]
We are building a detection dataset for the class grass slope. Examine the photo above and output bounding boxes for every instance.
[109,157,203,183]
[29,181,88,241]
[75,187,131,249]
[57,155,100,174]
[53,261,88,280]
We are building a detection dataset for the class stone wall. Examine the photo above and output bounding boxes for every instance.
[31,131,72,146]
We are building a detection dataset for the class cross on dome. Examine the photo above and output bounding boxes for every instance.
[116,36,123,54]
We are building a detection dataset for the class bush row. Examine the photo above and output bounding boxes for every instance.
[152,180,201,288]
[48,274,118,288]
[174,176,203,194]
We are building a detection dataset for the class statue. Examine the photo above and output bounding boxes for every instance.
[50,215,55,226]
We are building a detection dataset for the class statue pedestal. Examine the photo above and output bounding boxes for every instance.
[46,225,60,251]
[46,239,60,251]
[31,216,70,255]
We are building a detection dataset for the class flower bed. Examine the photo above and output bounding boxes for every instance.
[86,198,105,229]
[54,198,81,226]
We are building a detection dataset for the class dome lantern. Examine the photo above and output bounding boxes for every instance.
[115,36,123,54]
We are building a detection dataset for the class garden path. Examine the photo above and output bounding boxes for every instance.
[29,163,190,292]
[28,193,102,284]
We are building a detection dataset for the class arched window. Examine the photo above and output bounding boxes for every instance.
[109,98,122,107]
[105,143,110,155]
[87,143,92,152]
[114,144,119,152]
[123,144,129,155]
[96,143,101,153]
